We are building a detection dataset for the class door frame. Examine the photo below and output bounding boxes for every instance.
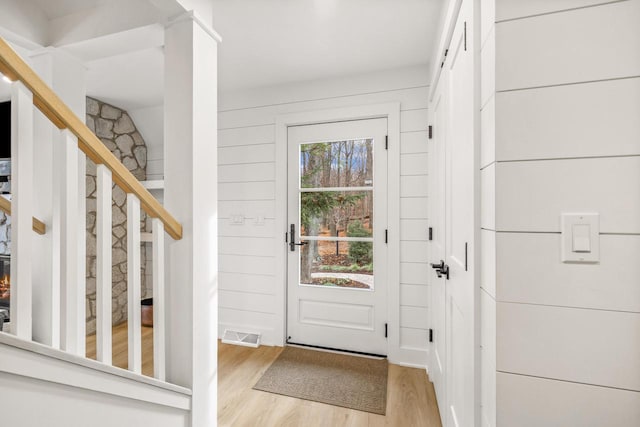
[274,103,401,362]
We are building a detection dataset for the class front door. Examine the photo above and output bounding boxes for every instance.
[286,118,388,355]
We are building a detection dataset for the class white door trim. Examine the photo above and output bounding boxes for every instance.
[274,103,402,362]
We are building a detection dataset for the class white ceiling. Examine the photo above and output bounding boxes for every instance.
[31,0,107,20]
[212,0,444,91]
[2,0,445,108]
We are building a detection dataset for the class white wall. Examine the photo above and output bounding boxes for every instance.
[0,335,190,427]
[481,1,640,425]
[217,65,431,366]
[129,104,164,181]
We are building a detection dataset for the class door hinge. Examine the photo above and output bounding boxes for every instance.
[385,229,388,243]
[465,242,468,271]
[385,323,388,338]
[385,135,388,150]
[428,125,433,139]
[428,227,433,241]
[464,21,467,51]
[285,232,288,243]
[429,328,433,343]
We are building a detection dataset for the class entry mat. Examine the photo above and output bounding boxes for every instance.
[253,346,388,415]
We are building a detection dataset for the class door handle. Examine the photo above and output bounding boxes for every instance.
[289,224,308,252]
[431,260,449,280]
[431,260,444,270]
[436,264,450,280]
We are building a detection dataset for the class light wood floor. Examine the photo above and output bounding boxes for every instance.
[87,323,443,426]
[86,322,155,377]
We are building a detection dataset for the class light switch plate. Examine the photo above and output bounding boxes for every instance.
[561,213,599,263]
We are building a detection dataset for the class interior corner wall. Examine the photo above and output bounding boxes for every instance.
[480,1,640,426]
[216,66,431,365]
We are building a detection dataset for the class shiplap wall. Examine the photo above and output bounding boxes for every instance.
[481,1,640,426]
[217,66,431,365]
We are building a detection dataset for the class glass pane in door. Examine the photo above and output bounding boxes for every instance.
[300,139,373,188]
[298,139,375,290]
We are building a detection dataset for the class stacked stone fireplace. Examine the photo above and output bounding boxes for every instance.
[0,98,151,335]
[85,97,152,335]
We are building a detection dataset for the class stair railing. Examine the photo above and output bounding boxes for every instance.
[0,36,180,382]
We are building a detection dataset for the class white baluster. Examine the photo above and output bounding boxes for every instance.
[59,129,82,355]
[127,194,141,374]
[96,165,112,364]
[50,132,62,349]
[9,81,33,340]
[152,218,165,380]
[77,151,86,354]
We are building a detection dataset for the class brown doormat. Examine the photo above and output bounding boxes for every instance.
[253,346,388,415]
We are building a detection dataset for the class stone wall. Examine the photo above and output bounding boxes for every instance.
[0,212,9,255]
[86,97,150,334]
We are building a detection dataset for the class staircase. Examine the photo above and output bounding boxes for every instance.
[0,36,192,425]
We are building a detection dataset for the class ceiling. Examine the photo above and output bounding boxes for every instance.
[212,0,444,91]
[31,0,107,20]
[1,0,445,108]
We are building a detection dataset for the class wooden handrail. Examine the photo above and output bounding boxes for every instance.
[0,38,182,240]
[0,196,46,235]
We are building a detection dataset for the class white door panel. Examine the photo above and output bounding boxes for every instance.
[287,118,388,355]
[430,0,478,426]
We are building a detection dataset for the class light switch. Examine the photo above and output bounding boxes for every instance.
[572,224,591,252]
[561,213,599,263]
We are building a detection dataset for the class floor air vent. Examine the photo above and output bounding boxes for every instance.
[222,329,261,348]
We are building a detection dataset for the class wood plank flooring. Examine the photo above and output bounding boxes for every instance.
[87,323,442,426]
[86,321,155,377]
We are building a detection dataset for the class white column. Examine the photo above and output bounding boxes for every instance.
[59,130,82,356]
[165,12,220,426]
[10,81,34,340]
[30,48,86,348]
[96,165,112,364]
[127,194,142,374]
[152,218,166,381]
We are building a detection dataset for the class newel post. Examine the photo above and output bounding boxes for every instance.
[164,11,220,426]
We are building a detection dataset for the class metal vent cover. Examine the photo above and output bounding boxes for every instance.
[222,329,261,348]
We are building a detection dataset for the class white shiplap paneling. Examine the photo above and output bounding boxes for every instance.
[480,289,496,427]
[218,163,275,183]
[497,372,640,427]
[401,153,429,176]
[400,284,429,308]
[496,0,622,22]
[497,302,640,391]
[480,229,496,298]
[495,156,640,233]
[497,232,640,312]
[400,197,429,219]
[480,163,495,231]
[400,262,429,285]
[218,143,275,165]
[496,1,640,91]
[218,272,275,295]
[217,76,430,355]
[400,131,429,154]
[219,86,429,130]
[400,219,430,241]
[496,77,640,161]
[218,124,275,147]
